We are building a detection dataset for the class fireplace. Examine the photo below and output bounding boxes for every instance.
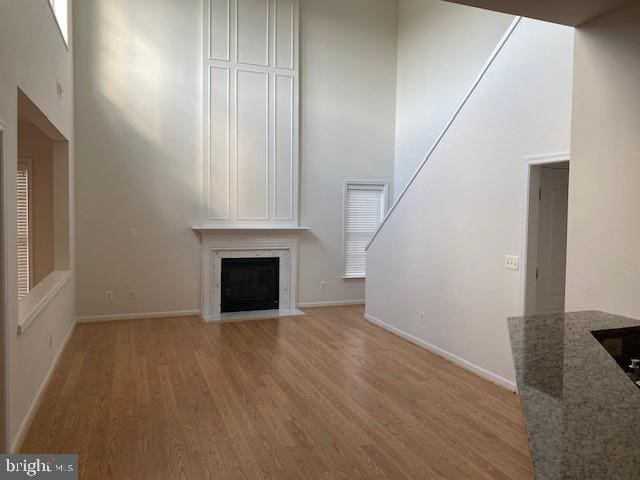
[221,257,280,313]
[199,238,302,322]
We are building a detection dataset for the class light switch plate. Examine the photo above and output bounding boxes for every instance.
[505,255,520,271]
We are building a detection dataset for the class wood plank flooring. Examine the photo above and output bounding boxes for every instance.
[21,306,533,479]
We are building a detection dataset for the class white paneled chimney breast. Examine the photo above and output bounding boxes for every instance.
[203,0,300,227]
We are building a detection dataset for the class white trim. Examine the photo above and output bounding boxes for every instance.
[273,73,295,221]
[0,120,9,451]
[234,67,270,221]
[520,152,571,316]
[193,225,309,232]
[207,65,231,220]
[234,0,270,68]
[208,0,231,61]
[17,270,72,336]
[364,313,517,392]
[11,319,76,452]
[204,0,300,226]
[342,180,389,277]
[365,16,523,251]
[76,310,201,324]
[203,0,211,221]
[524,152,571,163]
[298,300,364,308]
[274,0,295,70]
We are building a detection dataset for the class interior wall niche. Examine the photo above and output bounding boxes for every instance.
[204,0,300,226]
[16,90,70,313]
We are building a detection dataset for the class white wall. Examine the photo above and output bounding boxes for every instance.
[565,2,640,318]
[366,19,574,387]
[74,0,203,318]
[0,0,75,448]
[74,0,398,318]
[297,0,397,304]
[393,0,513,194]
[441,0,632,27]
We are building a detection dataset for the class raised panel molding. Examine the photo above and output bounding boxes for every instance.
[274,74,294,219]
[209,0,230,60]
[236,69,269,220]
[204,0,299,226]
[274,0,294,69]
[236,0,270,67]
[209,66,231,218]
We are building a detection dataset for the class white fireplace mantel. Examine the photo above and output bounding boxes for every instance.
[193,225,310,233]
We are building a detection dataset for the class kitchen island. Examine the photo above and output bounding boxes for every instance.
[508,310,640,480]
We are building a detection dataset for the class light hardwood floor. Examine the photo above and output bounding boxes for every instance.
[21,306,533,479]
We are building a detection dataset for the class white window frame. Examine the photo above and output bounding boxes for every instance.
[47,0,69,48]
[342,180,389,279]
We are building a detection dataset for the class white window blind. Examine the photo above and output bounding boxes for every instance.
[17,164,31,300]
[343,182,388,278]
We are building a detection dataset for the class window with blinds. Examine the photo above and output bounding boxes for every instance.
[17,163,31,300]
[343,182,388,278]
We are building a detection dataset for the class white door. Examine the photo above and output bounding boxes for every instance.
[535,167,569,314]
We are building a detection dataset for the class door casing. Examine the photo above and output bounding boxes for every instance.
[0,121,8,452]
[520,152,570,316]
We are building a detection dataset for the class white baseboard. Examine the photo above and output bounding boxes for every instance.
[79,304,364,323]
[298,300,365,308]
[76,310,200,324]
[11,320,77,452]
[363,313,516,392]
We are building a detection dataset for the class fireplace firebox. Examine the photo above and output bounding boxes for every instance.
[221,257,280,313]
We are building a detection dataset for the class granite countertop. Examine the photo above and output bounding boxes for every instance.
[508,311,640,480]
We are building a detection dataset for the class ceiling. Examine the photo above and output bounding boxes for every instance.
[442,0,635,26]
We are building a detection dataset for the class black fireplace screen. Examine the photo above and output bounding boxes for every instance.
[221,257,280,313]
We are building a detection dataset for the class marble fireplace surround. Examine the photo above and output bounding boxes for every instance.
[200,236,303,322]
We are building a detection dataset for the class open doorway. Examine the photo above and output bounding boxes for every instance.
[524,156,570,316]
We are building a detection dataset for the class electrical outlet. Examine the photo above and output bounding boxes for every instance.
[128,228,137,239]
[56,79,64,99]
[49,333,53,348]
[505,255,520,271]
[420,311,425,323]
[128,290,136,300]
[320,281,327,290]
[105,290,114,300]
